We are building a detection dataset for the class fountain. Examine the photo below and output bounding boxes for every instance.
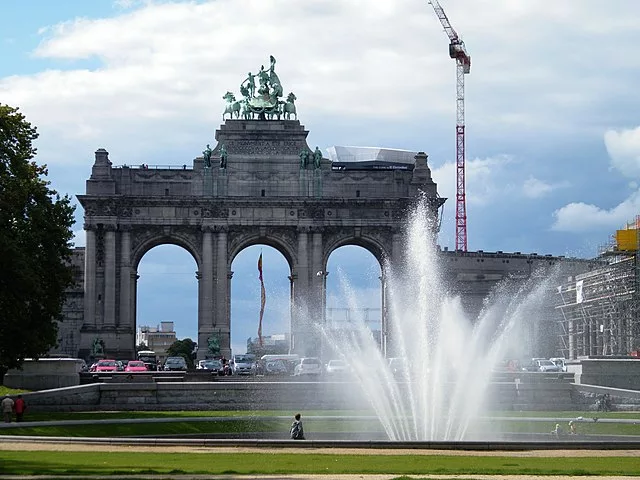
[323,199,559,441]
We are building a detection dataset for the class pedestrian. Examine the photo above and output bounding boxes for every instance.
[290,413,305,440]
[14,395,26,422]
[1,395,14,423]
[551,423,564,436]
[568,420,576,435]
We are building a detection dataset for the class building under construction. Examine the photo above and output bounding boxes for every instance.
[555,220,640,359]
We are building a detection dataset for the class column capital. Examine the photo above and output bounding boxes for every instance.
[103,223,118,232]
[215,225,229,233]
[118,224,132,232]
[227,271,234,280]
[201,224,215,233]
[84,222,97,231]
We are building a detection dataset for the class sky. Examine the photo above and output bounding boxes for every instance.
[2,0,640,354]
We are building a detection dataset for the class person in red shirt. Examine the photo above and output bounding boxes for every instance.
[14,395,26,422]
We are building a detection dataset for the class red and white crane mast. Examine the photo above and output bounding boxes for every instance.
[428,0,471,251]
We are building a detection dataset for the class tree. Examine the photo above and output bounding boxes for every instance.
[166,338,197,369]
[136,342,149,352]
[0,104,75,375]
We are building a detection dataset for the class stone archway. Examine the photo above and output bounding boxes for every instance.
[77,120,443,360]
[323,234,390,355]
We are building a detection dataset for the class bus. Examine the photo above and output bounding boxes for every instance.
[137,350,157,370]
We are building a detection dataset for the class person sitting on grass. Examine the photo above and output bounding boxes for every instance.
[290,413,305,440]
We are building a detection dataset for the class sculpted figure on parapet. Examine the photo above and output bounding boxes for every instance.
[219,144,228,169]
[313,146,323,169]
[203,144,213,168]
[299,148,309,169]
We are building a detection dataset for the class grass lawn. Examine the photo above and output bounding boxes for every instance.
[0,450,639,476]
[2,410,639,438]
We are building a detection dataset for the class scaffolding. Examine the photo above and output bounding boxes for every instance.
[555,222,640,359]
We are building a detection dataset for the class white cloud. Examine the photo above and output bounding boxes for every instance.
[551,190,640,232]
[2,0,638,170]
[604,126,640,178]
[432,155,514,207]
[522,176,569,199]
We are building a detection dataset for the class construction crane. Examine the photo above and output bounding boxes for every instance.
[428,0,471,251]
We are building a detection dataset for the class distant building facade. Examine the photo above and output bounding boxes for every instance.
[136,322,177,363]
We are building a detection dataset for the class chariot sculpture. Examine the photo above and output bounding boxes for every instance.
[222,55,297,120]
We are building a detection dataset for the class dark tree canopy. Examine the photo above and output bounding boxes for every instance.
[0,104,75,374]
[166,338,197,369]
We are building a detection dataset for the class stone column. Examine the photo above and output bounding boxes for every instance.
[83,224,97,327]
[292,228,310,354]
[380,272,388,356]
[200,227,214,332]
[212,228,230,357]
[391,232,404,268]
[311,230,324,324]
[119,226,132,330]
[131,271,139,336]
[103,226,117,328]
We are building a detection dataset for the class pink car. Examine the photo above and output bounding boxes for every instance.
[95,359,118,372]
[125,360,148,373]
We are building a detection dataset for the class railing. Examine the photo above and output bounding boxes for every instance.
[113,164,193,170]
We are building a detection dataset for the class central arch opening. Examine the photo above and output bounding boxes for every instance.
[325,245,383,349]
[230,245,291,356]
[136,244,198,364]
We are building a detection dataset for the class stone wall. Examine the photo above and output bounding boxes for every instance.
[575,358,640,390]
[3,358,84,390]
[17,376,588,413]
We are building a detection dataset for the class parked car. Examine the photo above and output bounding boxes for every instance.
[197,359,224,374]
[525,359,561,373]
[163,356,188,371]
[325,359,350,375]
[95,359,118,372]
[293,357,322,376]
[124,360,148,372]
[232,354,256,375]
[263,359,288,375]
[549,357,567,372]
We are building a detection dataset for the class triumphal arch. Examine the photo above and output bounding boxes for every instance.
[77,56,444,360]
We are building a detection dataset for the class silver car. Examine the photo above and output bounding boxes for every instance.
[293,357,322,376]
[534,359,561,373]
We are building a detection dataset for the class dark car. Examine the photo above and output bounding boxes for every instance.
[197,359,223,373]
[163,356,188,371]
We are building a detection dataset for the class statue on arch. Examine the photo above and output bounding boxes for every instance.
[91,337,105,358]
[313,146,323,169]
[219,144,228,169]
[299,148,309,169]
[203,144,213,168]
[268,55,283,98]
[283,92,297,120]
[207,334,221,356]
[242,71,256,98]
